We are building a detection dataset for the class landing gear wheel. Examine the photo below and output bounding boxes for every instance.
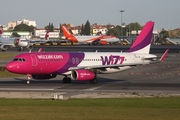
[27,80,30,84]
[26,74,31,84]
[63,77,71,83]
[89,78,98,84]
[19,48,23,52]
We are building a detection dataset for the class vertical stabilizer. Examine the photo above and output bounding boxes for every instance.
[0,28,3,38]
[45,30,49,40]
[62,26,78,42]
[128,21,154,54]
[62,26,72,37]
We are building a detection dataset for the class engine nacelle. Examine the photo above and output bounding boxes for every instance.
[32,74,57,80]
[101,40,108,45]
[0,45,8,51]
[71,70,95,81]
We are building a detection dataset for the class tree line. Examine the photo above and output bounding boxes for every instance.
[10,20,170,38]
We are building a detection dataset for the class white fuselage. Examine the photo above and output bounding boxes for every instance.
[18,39,29,47]
[64,52,157,75]
[0,37,16,47]
[0,37,29,51]
[74,36,119,43]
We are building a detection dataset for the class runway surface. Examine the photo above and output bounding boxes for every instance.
[2,44,180,53]
[0,45,180,99]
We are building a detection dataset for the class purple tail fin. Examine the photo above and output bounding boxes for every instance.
[128,21,154,53]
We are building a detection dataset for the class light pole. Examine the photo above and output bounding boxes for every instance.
[120,10,124,36]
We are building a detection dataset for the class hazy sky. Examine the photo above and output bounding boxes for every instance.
[0,0,179,30]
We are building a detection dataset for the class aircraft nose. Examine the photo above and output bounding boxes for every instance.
[6,63,19,73]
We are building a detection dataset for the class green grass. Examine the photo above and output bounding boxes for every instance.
[0,53,18,59]
[0,97,180,120]
[0,53,23,78]
[0,70,24,78]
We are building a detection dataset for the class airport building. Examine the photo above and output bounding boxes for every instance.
[8,19,36,30]
[33,28,60,39]
[2,31,31,39]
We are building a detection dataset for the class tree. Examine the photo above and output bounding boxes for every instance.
[107,22,143,37]
[13,24,35,32]
[80,24,85,35]
[159,29,169,38]
[11,32,21,37]
[44,22,54,32]
[59,23,62,33]
[84,20,91,35]
[59,23,63,36]
[126,22,142,36]
[107,26,121,37]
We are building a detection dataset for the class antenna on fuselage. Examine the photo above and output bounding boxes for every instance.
[95,50,98,52]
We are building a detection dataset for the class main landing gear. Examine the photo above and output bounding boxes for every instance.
[63,76,71,83]
[19,47,23,52]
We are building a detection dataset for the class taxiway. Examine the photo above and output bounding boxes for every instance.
[0,45,180,99]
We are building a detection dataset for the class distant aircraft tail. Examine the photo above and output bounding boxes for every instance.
[45,30,49,40]
[0,28,3,38]
[62,26,78,42]
[128,21,154,54]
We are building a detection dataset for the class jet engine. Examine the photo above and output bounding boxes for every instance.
[101,40,108,45]
[71,69,95,81]
[0,45,8,51]
[32,74,57,80]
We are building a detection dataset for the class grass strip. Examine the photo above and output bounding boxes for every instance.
[0,70,24,77]
[0,97,180,120]
[0,53,18,59]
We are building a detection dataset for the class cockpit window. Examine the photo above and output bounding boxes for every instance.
[13,58,18,61]
[20,40,29,42]
[13,58,26,62]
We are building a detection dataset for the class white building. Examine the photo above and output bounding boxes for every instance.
[0,24,8,30]
[34,28,60,39]
[3,31,31,39]
[8,19,36,29]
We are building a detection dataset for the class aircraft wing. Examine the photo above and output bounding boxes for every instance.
[68,62,148,71]
[28,39,49,44]
[0,43,14,46]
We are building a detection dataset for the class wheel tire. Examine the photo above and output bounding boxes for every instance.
[63,78,67,83]
[67,78,71,83]
[63,77,71,83]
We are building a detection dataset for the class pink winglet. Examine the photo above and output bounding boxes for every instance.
[160,49,169,61]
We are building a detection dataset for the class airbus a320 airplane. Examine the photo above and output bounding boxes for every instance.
[0,28,32,51]
[62,25,120,45]
[6,21,169,84]
[0,29,50,52]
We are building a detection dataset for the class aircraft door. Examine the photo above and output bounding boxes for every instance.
[30,54,38,66]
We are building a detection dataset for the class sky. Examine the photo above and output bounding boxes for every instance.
[0,0,179,30]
